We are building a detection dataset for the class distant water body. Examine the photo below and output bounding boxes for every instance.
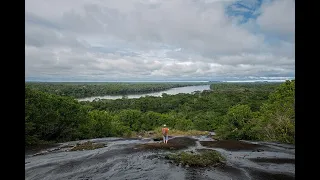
[78,85,211,101]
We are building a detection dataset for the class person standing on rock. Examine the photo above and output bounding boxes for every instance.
[162,124,169,144]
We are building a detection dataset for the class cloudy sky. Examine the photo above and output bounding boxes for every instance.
[25,0,295,82]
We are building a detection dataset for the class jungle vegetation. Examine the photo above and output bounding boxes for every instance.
[25,80,294,147]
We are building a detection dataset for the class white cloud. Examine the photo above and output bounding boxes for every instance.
[25,0,295,81]
[257,0,295,36]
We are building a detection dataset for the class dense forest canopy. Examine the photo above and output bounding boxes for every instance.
[25,82,210,98]
[25,81,294,147]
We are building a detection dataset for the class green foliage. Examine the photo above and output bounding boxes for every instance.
[25,87,89,146]
[117,109,143,131]
[210,82,281,92]
[174,118,194,131]
[87,110,113,137]
[192,111,223,131]
[256,80,295,144]
[25,82,210,98]
[216,104,255,140]
[141,111,169,130]
[25,81,295,146]
[215,80,295,143]
[166,150,225,167]
[109,118,132,137]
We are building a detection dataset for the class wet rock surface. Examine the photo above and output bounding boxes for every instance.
[249,157,295,164]
[25,136,295,180]
[200,140,266,151]
[136,137,196,151]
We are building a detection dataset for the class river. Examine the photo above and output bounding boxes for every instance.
[78,85,211,101]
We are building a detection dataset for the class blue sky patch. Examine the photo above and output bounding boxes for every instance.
[226,0,263,24]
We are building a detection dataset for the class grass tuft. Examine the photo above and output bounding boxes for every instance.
[70,141,105,151]
[166,149,225,167]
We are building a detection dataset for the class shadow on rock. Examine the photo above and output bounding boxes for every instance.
[25,144,60,156]
[200,140,266,151]
[136,137,196,150]
[152,136,174,141]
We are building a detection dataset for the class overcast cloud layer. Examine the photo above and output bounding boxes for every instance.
[25,0,295,82]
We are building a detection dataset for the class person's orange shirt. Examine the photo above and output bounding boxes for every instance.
[162,127,169,134]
